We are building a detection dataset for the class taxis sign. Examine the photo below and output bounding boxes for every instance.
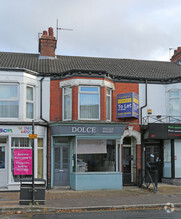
[117,92,139,118]
[29,134,37,139]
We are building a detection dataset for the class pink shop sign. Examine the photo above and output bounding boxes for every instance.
[14,149,32,175]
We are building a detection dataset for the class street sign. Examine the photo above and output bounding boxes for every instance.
[29,134,37,139]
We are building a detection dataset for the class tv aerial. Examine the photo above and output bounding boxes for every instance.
[56,19,73,41]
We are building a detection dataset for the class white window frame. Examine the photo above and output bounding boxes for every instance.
[62,87,72,121]
[0,83,19,119]
[78,86,100,120]
[26,85,34,119]
[106,87,112,121]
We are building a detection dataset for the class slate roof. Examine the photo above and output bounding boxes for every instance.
[1,51,181,80]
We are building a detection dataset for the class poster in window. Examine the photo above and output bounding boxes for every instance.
[14,149,32,175]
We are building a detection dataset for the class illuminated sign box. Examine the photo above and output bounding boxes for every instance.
[117,92,139,118]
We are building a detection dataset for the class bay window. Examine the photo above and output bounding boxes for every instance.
[63,87,72,120]
[0,84,19,118]
[79,86,100,120]
[26,86,34,119]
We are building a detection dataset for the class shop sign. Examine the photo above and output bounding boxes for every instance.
[145,123,181,139]
[18,126,32,134]
[117,92,139,118]
[51,124,126,136]
[14,149,32,175]
[0,128,12,133]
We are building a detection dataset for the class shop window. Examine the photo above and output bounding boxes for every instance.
[63,87,72,120]
[175,140,181,178]
[73,139,116,172]
[0,146,5,169]
[79,86,100,120]
[106,88,111,121]
[163,140,171,178]
[169,90,180,122]
[37,138,43,178]
[0,84,19,118]
[11,138,32,182]
[26,86,34,119]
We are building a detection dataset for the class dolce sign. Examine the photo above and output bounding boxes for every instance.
[51,124,126,136]
[72,127,96,134]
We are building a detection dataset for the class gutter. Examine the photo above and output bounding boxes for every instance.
[140,80,147,181]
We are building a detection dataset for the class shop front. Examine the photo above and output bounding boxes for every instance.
[142,123,181,185]
[0,125,47,190]
[50,123,126,190]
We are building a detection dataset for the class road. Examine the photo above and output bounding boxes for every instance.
[1,208,181,219]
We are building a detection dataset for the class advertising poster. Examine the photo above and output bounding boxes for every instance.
[14,149,32,175]
[117,92,139,118]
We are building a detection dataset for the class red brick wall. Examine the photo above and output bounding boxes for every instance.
[112,82,139,124]
[101,87,107,120]
[50,80,62,121]
[72,86,78,120]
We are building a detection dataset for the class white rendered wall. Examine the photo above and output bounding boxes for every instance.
[139,83,166,122]
[139,82,181,123]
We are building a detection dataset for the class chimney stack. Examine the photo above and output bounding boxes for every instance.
[39,27,57,58]
[170,47,181,63]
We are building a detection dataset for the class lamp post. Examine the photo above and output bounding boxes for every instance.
[32,120,35,205]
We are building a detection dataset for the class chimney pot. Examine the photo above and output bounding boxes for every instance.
[43,31,48,36]
[48,27,54,36]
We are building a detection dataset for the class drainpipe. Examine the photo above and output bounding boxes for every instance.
[140,80,147,126]
[40,77,49,123]
[140,80,148,182]
[40,77,49,188]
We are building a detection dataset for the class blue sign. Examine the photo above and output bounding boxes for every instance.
[117,92,139,118]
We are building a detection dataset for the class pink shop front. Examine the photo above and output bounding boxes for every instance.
[0,125,47,191]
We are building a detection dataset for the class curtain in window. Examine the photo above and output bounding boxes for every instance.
[26,87,33,100]
[80,93,99,119]
[0,85,17,99]
[0,84,18,118]
[64,95,71,120]
[106,95,111,120]
[63,87,72,120]
[0,102,18,118]
[26,103,33,119]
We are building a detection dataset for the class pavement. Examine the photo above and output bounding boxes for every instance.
[0,183,181,214]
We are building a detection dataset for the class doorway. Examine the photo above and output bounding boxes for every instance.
[54,146,70,186]
[122,137,137,185]
[0,138,7,188]
[145,145,162,182]
[123,147,131,185]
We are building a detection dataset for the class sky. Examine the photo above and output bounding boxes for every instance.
[1,0,181,61]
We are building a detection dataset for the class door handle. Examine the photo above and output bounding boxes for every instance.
[59,170,64,172]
